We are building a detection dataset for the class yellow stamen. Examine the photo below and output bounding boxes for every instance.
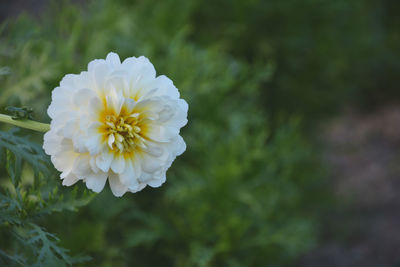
[103,109,146,154]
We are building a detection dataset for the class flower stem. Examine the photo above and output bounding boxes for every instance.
[0,114,50,133]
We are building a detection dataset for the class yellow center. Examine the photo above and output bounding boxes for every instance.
[101,110,147,154]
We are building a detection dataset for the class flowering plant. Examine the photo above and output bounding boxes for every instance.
[1,53,188,197]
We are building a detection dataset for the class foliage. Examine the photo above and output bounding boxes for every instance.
[5,0,398,266]
[183,0,400,115]
[0,129,93,266]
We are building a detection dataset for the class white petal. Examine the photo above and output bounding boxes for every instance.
[161,99,188,128]
[125,56,156,96]
[124,98,136,113]
[89,157,100,173]
[105,89,124,115]
[108,173,128,197]
[52,149,77,173]
[48,86,72,118]
[92,61,110,92]
[171,99,189,128]
[129,183,146,193]
[43,130,59,155]
[147,174,166,188]
[149,75,179,99]
[134,98,164,114]
[72,154,92,178]
[111,154,126,174]
[143,143,164,157]
[79,115,92,130]
[106,52,121,67]
[138,171,153,183]
[88,59,105,73]
[145,125,177,143]
[85,131,104,155]
[73,88,96,107]
[52,111,75,130]
[96,150,114,172]
[59,74,77,88]
[108,134,115,149]
[85,172,108,193]
[106,73,130,97]
[174,135,187,156]
[141,154,162,173]
[61,172,79,186]
[73,71,92,89]
[119,158,140,188]
[88,96,103,118]
[156,105,175,123]
[63,118,79,139]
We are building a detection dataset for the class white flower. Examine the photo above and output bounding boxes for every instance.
[43,53,188,196]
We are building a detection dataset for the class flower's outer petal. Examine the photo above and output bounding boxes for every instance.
[79,114,92,130]
[59,74,77,88]
[88,97,103,118]
[144,124,178,143]
[92,61,110,93]
[85,123,104,155]
[43,130,59,155]
[123,56,156,97]
[147,173,166,188]
[61,172,79,186]
[173,135,187,156]
[111,154,126,174]
[124,98,136,113]
[63,118,79,139]
[147,75,180,99]
[72,154,92,178]
[106,72,129,97]
[52,111,75,131]
[48,86,73,118]
[90,157,100,173]
[137,170,152,183]
[106,52,121,68]
[109,173,128,197]
[123,56,156,81]
[96,150,114,172]
[143,142,164,157]
[88,59,105,73]
[157,98,188,129]
[156,105,175,123]
[129,183,147,193]
[141,153,163,173]
[85,172,108,193]
[119,158,141,188]
[105,88,124,115]
[134,98,164,114]
[73,88,97,107]
[74,71,92,89]
[52,148,77,174]
[169,99,189,128]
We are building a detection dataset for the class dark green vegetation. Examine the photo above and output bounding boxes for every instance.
[0,129,93,266]
[0,0,399,266]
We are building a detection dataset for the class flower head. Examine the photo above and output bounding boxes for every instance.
[43,53,188,196]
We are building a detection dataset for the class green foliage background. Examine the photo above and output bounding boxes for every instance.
[0,0,399,266]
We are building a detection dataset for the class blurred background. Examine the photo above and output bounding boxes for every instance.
[0,0,400,266]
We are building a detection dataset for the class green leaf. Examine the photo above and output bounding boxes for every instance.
[0,129,93,265]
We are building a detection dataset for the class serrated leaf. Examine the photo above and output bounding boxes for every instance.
[27,224,90,267]
[0,249,26,266]
[0,129,93,265]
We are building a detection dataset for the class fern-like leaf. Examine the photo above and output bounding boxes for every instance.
[0,129,93,265]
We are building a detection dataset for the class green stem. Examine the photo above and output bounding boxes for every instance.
[0,114,50,133]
